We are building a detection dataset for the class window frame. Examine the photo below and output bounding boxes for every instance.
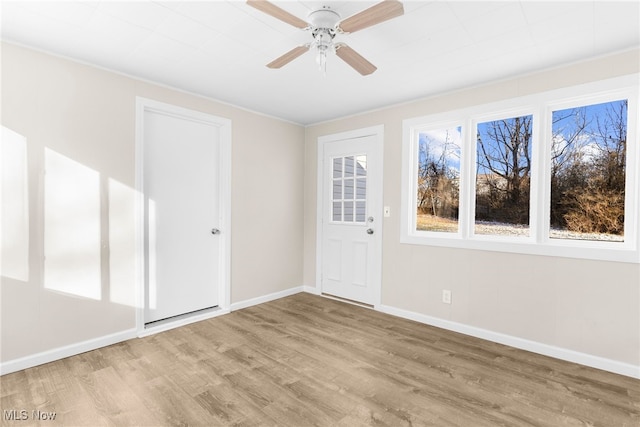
[401,74,640,263]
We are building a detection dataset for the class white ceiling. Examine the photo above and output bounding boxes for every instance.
[1,1,639,125]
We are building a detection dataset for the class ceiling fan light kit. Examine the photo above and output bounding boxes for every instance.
[247,0,404,76]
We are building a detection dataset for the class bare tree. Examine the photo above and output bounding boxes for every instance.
[593,100,627,190]
[550,107,589,227]
[551,100,627,235]
[417,130,459,219]
[476,115,532,223]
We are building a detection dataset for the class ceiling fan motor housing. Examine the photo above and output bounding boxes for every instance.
[309,7,340,60]
[308,7,341,31]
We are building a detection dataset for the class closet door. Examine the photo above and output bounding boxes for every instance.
[143,109,220,323]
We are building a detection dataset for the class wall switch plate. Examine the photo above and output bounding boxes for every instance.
[384,206,391,217]
[442,290,452,304]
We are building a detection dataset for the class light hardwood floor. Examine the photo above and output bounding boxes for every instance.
[1,293,639,426]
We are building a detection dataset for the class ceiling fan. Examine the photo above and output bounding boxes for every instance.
[247,0,404,76]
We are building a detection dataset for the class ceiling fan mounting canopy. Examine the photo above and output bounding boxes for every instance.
[247,0,404,76]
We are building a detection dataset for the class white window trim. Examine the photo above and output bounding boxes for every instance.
[401,74,640,263]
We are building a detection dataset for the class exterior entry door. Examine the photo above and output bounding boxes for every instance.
[143,107,221,324]
[319,126,383,305]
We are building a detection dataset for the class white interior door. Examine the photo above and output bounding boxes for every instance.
[318,127,383,305]
[143,109,220,323]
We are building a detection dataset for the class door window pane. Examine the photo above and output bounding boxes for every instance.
[356,201,366,222]
[345,156,355,177]
[344,178,354,199]
[356,155,367,176]
[356,178,366,199]
[333,202,342,222]
[333,157,343,178]
[333,179,342,199]
[344,201,354,222]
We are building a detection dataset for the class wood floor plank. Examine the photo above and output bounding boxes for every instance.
[1,293,639,426]
[80,366,163,426]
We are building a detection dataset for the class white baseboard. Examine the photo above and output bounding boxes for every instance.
[0,329,138,376]
[303,285,321,295]
[377,304,640,379]
[138,307,231,338]
[231,286,305,311]
[143,285,307,334]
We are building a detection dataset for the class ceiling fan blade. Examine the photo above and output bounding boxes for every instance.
[339,0,404,33]
[335,44,377,76]
[267,46,309,69]
[247,0,309,29]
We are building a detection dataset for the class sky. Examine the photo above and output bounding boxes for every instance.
[418,126,462,173]
[417,99,627,177]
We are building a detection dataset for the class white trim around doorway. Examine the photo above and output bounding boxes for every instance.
[134,97,232,336]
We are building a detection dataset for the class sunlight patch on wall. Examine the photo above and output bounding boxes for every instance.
[147,198,157,310]
[1,126,30,282]
[108,178,137,307]
[44,148,101,300]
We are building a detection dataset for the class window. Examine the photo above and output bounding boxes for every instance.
[332,155,367,223]
[475,114,533,237]
[401,75,639,262]
[415,125,461,233]
[550,100,627,242]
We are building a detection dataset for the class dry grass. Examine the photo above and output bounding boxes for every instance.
[416,214,459,232]
[416,214,623,241]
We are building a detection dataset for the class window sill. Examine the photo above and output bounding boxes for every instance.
[400,233,639,264]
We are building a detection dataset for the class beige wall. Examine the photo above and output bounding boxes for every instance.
[1,43,304,363]
[304,49,640,368]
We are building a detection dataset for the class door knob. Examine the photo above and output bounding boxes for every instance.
[211,228,221,235]
[366,228,374,235]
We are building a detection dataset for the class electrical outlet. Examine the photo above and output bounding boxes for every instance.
[442,290,452,304]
